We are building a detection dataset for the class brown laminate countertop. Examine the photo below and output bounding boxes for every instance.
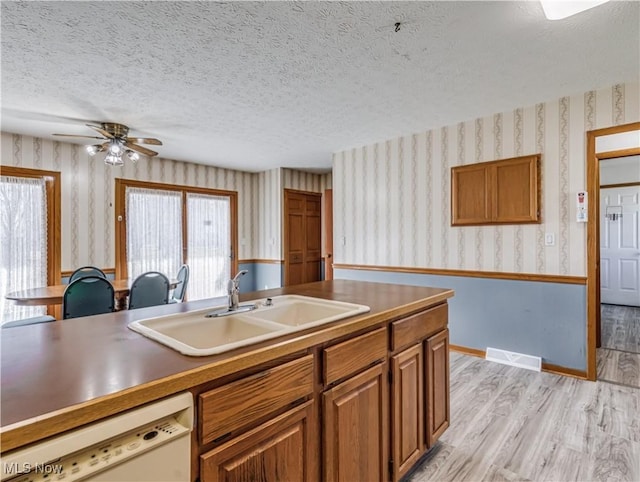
[1,280,453,452]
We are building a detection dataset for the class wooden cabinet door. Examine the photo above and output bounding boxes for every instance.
[323,363,388,482]
[201,401,316,482]
[492,155,539,222]
[425,329,450,448]
[451,164,491,225]
[451,154,540,225]
[391,344,424,481]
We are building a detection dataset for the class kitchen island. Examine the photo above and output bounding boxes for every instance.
[1,280,453,481]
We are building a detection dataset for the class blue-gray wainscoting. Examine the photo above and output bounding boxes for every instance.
[335,268,587,372]
[238,262,283,293]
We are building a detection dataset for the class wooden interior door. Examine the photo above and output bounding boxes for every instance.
[284,189,322,286]
[323,189,334,280]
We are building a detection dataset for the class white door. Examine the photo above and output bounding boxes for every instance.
[600,185,640,306]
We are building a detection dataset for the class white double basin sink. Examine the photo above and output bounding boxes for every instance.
[128,295,371,356]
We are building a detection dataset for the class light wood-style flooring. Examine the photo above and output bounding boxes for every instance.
[598,347,640,388]
[599,304,640,389]
[601,304,640,353]
[407,353,640,482]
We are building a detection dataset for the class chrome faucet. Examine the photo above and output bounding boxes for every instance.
[205,270,256,317]
[228,270,248,311]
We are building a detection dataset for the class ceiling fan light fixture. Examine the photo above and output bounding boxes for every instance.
[108,139,122,155]
[540,0,610,20]
[104,153,124,167]
[54,122,161,166]
[126,150,140,162]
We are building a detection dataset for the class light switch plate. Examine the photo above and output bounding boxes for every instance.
[545,233,555,246]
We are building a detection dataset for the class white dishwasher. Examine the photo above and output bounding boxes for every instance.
[1,392,193,482]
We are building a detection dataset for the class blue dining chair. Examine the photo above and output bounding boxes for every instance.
[128,272,170,310]
[2,315,56,328]
[63,276,115,319]
[169,264,189,304]
[69,266,107,283]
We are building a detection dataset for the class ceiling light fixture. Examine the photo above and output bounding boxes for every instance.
[540,0,610,20]
[86,138,140,166]
[54,123,161,167]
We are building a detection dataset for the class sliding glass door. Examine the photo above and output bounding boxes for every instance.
[187,193,231,300]
[116,179,237,302]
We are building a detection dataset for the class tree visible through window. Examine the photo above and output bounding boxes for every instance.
[0,168,60,323]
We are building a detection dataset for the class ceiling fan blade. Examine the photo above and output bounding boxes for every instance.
[124,141,158,157]
[86,124,114,139]
[126,137,163,146]
[52,134,104,139]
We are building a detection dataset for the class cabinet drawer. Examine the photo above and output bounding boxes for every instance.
[199,355,314,445]
[323,327,387,385]
[391,304,447,351]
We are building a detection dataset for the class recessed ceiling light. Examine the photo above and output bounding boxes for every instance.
[540,0,610,20]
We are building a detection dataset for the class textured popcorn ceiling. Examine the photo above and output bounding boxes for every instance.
[1,1,638,172]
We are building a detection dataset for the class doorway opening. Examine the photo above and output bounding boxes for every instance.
[598,153,640,387]
[586,122,640,382]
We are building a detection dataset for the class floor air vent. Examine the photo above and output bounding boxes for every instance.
[485,347,541,372]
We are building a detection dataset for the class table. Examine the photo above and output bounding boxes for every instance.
[5,279,180,309]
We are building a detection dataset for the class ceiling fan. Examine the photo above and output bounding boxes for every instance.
[53,122,162,165]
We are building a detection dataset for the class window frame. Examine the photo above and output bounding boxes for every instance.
[114,178,238,283]
[1,166,61,315]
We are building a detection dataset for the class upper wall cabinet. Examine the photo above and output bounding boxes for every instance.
[451,154,541,226]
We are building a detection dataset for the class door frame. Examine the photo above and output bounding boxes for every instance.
[323,189,333,281]
[586,121,640,380]
[114,178,238,281]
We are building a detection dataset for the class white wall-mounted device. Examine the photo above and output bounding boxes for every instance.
[576,191,588,222]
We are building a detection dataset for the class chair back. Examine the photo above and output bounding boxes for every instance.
[69,266,107,283]
[2,315,55,328]
[63,276,115,319]
[170,264,190,303]
[128,272,170,310]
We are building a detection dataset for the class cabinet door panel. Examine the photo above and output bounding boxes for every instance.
[451,154,540,225]
[493,157,539,222]
[425,329,450,447]
[451,165,490,225]
[391,344,424,480]
[201,401,315,482]
[323,363,388,482]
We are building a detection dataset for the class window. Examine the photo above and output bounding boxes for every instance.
[0,167,61,323]
[115,179,238,301]
[125,187,183,280]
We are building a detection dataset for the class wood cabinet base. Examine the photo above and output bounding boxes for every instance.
[201,401,316,482]
[197,303,451,482]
